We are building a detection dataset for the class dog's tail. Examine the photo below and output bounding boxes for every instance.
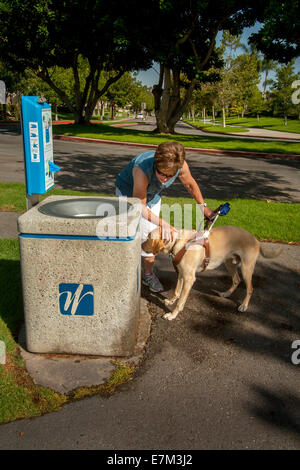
[260,244,283,259]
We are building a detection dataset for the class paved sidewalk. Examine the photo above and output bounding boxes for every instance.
[0,212,22,238]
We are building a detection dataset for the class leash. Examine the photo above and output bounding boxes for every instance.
[171,202,230,272]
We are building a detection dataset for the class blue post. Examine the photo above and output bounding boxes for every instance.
[21,96,60,209]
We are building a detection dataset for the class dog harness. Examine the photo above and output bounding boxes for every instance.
[171,230,211,273]
[171,203,231,273]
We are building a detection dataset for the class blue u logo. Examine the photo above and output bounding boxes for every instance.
[59,283,94,316]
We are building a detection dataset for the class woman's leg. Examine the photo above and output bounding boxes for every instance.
[140,199,164,292]
[116,188,163,291]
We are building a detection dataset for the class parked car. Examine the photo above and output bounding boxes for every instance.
[136,112,144,119]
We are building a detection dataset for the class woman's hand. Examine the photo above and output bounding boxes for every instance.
[204,206,215,221]
[160,220,178,241]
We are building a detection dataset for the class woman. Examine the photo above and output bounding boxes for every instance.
[115,141,214,292]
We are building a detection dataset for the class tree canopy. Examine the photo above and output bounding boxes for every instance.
[0,0,299,130]
[0,0,152,123]
[134,0,275,132]
[249,0,300,63]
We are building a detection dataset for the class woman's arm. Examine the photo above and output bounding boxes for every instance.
[132,166,177,238]
[178,161,214,219]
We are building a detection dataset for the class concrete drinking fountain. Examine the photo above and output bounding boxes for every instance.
[18,96,148,360]
[18,195,142,356]
[16,96,151,393]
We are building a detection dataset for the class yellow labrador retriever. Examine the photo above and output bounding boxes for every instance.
[142,225,282,320]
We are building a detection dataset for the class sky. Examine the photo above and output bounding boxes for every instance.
[136,23,300,90]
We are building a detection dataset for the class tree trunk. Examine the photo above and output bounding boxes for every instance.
[2,103,7,121]
[100,101,105,120]
[74,112,86,125]
[110,102,116,120]
[212,105,215,125]
[191,106,195,122]
[167,82,196,133]
[154,66,171,133]
[222,106,226,127]
[153,65,196,134]
[37,65,124,125]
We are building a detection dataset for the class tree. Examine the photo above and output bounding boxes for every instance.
[21,67,76,120]
[271,61,300,125]
[213,32,242,127]
[249,0,300,63]
[0,58,22,119]
[130,82,154,116]
[143,0,273,133]
[104,73,137,120]
[248,87,265,120]
[0,0,152,123]
[231,52,261,116]
[260,58,276,95]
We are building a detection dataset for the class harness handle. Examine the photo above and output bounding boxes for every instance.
[204,202,231,230]
[172,202,231,271]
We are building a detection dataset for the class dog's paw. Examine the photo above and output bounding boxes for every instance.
[238,304,248,312]
[163,312,177,321]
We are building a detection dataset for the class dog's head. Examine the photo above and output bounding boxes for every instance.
[142,227,175,255]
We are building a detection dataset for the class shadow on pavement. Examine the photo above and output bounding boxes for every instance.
[151,258,300,366]
[246,384,300,439]
[141,251,300,441]
[54,148,300,202]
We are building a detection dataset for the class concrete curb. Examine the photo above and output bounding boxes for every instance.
[53,134,300,160]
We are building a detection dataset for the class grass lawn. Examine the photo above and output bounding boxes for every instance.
[0,183,299,423]
[186,119,249,134]
[51,111,135,122]
[53,122,300,155]
[163,196,300,243]
[1,183,299,242]
[0,183,112,213]
[212,116,300,134]
[0,238,67,422]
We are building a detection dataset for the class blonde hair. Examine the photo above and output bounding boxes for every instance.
[155,142,185,175]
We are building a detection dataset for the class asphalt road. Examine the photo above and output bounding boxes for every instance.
[1,126,300,202]
[0,127,299,451]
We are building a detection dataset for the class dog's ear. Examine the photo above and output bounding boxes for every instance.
[151,226,164,254]
[142,227,160,253]
[142,226,165,255]
[151,238,165,255]
[141,238,164,255]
